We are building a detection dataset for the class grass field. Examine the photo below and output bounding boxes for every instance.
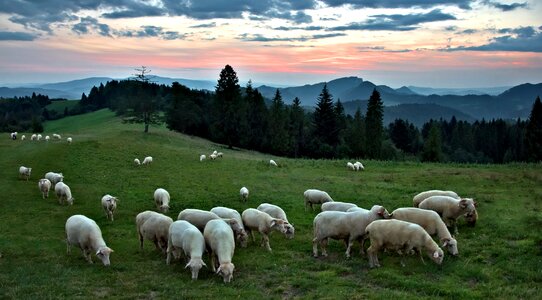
[1,109,541,299]
[46,100,80,114]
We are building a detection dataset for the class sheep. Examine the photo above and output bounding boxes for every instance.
[38,178,51,199]
[37,134,42,141]
[153,188,170,213]
[210,206,248,248]
[138,213,173,253]
[212,150,218,155]
[241,208,289,252]
[53,133,61,139]
[464,209,478,227]
[167,220,207,280]
[413,190,459,208]
[269,159,278,167]
[135,211,162,244]
[67,137,72,144]
[31,134,37,141]
[101,194,118,221]
[21,135,26,141]
[353,161,364,171]
[10,132,17,140]
[365,219,444,268]
[391,207,458,256]
[209,153,218,160]
[240,186,249,202]
[134,158,141,166]
[346,162,355,171]
[346,207,366,212]
[55,182,74,205]
[203,219,235,283]
[19,166,32,181]
[257,203,295,239]
[142,156,153,165]
[45,135,50,142]
[45,172,64,188]
[303,189,333,211]
[217,152,223,158]
[178,209,247,246]
[312,205,390,258]
[65,214,114,265]
[199,154,206,162]
[419,196,476,234]
[321,201,358,212]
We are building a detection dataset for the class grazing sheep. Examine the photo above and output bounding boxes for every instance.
[418,196,476,234]
[353,161,364,171]
[134,158,141,166]
[257,203,295,239]
[101,194,118,221]
[269,159,278,167]
[240,187,249,202]
[53,133,61,139]
[45,135,50,142]
[464,209,478,227]
[31,134,37,141]
[178,209,247,246]
[199,154,206,162]
[37,134,42,141]
[55,182,74,205]
[21,135,26,141]
[346,207,366,212]
[142,156,153,165]
[241,208,289,252]
[167,220,207,280]
[10,132,17,140]
[19,166,32,181]
[413,190,459,208]
[65,215,114,265]
[391,207,458,256]
[346,162,355,171]
[365,219,444,268]
[209,153,218,160]
[217,152,223,158]
[321,201,358,212]
[210,206,248,248]
[303,189,333,211]
[38,178,51,199]
[212,150,218,155]
[67,137,72,144]
[312,205,390,258]
[45,172,64,188]
[153,188,170,213]
[203,219,235,283]
[138,213,173,253]
[135,211,162,244]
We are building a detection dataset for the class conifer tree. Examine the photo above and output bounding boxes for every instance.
[289,97,305,157]
[212,65,243,148]
[311,84,338,157]
[422,123,443,162]
[245,81,268,150]
[267,89,289,155]
[345,107,366,158]
[525,96,542,162]
[365,89,384,159]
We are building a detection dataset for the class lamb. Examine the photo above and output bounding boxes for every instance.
[31,134,37,141]
[67,137,72,144]
[312,205,390,258]
[353,161,364,171]
[346,162,355,171]
[199,154,206,162]
[241,208,289,252]
[135,210,162,243]
[413,190,459,207]
[256,203,295,238]
[167,220,207,280]
[19,166,32,181]
[65,214,114,265]
[210,206,248,248]
[269,159,278,167]
[45,172,64,188]
[346,207,366,212]
[45,135,50,142]
[178,209,247,246]
[153,188,170,213]
[203,219,235,283]
[55,182,74,205]
[365,219,444,268]
[38,178,51,199]
[138,213,173,253]
[101,194,118,221]
[134,158,141,165]
[391,207,458,256]
[321,201,358,212]
[142,156,153,165]
[418,196,476,234]
[303,189,333,211]
[240,186,249,202]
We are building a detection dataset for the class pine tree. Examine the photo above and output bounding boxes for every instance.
[289,97,305,157]
[267,89,289,155]
[525,96,542,162]
[345,107,366,158]
[245,81,268,150]
[422,123,443,162]
[311,84,338,157]
[365,89,384,159]
[212,65,243,149]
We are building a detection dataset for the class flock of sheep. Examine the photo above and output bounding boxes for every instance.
[14,133,479,284]
[10,131,72,143]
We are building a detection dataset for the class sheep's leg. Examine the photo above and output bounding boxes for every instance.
[345,237,354,258]
[418,249,426,265]
[312,237,319,257]
[139,232,144,250]
[359,236,366,255]
[367,245,379,268]
[210,253,217,272]
[320,239,329,257]
[262,234,272,252]
[66,239,71,254]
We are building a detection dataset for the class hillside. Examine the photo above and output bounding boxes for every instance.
[1,110,540,298]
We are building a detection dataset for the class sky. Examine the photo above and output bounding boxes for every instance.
[0,0,541,88]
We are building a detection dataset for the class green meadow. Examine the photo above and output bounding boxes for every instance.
[1,109,541,299]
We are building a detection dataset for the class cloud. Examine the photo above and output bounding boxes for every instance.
[116,26,186,40]
[0,31,37,41]
[239,32,346,42]
[190,22,217,28]
[273,26,325,31]
[482,1,527,11]
[329,9,456,31]
[357,46,411,52]
[457,29,477,35]
[72,17,111,37]
[447,26,542,52]
[319,0,473,10]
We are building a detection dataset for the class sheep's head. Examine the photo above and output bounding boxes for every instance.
[160,204,170,213]
[464,209,478,227]
[429,248,444,265]
[442,238,458,256]
[283,222,295,239]
[186,258,206,280]
[237,231,248,248]
[372,205,391,219]
[67,197,74,205]
[217,263,235,283]
[271,219,287,234]
[459,198,476,213]
[96,247,114,266]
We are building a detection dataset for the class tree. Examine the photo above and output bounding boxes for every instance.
[422,123,443,162]
[245,82,268,150]
[289,97,306,157]
[311,84,338,157]
[124,67,162,133]
[166,82,206,135]
[212,65,243,149]
[365,89,384,159]
[345,108,366,158]
[267,89,289,155]
[525,96,542,162]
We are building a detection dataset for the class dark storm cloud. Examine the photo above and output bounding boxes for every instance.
[447,26,542,52]
[318,0,474,9]
[0,31,37,41]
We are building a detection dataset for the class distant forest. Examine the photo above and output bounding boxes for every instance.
[3,65,542,163]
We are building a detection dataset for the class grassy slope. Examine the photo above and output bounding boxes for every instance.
[0,109,541,299]
[46,100,80,114]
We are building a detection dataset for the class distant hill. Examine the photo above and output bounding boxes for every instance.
[0,87,75,99]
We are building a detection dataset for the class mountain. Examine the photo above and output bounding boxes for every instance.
[407,86,511,96]
[36,77,113,98]
[0,87,75,99]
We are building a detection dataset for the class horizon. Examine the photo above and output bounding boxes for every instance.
[1,1,541,88]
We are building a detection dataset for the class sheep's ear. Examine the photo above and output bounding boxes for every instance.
[202,260,207,267]
[473,200,478,207]
[185,262,191,269]
[96,250,101,256]
[442,239,450,247]
[459,199,468,208]
[270,220,276,227]
[433,251,439,258]
[216,266,222,274]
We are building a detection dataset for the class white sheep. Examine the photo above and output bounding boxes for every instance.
[240,186,249,202]
[212,150,218,155]
[138,213,173,253]
[346,162,355,171]
[217,152,223,158]
[101,194,118,221]
[55,182,74,205]
[418,196,476,234]
[257,203,295,239]
[321,201,358,212]
[353,161,364,171]
[153,188,170,213]
[346,207,366,212]
[31,134,37,141]
[199,154,206,162]
[134,158,141,166]
[19,166,32,181]
[241,208,289,252]
[136,210,162,244]
[65,214,114,265]
[312,205,390,258]
[10,132,17,140]
[391,207,458,256]
[209,153,218,160]
[142,156,153,165]
[413,190,459,207]
[464,209,479,227]
[53,133,61,139]
[178,209,247,246]
[45,172,64,188]
[45,135,50,142]
[21,135,26,141]
[365,219,444,268]
[167,220,207,280]
[67,137,72,144]
[203,219,235,283]
[37,134,42,141]
[210,206,248,248]
[38,178,51,199]
[269,159,278,167]
[303,189,333,211]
